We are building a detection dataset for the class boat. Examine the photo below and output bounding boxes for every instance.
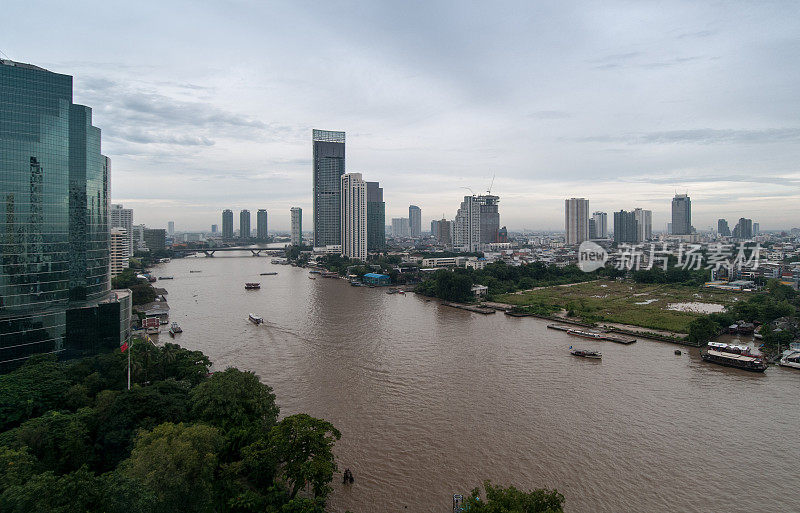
[308,276,316,280]
[701,342,767,372]
[169,322,182,337]
[309,270,321,274]
[398,290,405,294]
[674,349,682,355]
[350,281,364,287]
[248,313,263,325]
[189,270,202,273]
[245,282,261,290]
[779,343,800,370]
[566,328,604,340]
[158,276,174,280]
[386,289,398,294]
[260,272,278,276]
[570,347,602,359]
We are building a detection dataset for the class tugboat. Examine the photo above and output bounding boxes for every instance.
[701,342,767,372]
[570,347,602,359]
[169,322,182,337]
[248,313,263,325]
[245,282,261,290]
[566,328,604,339]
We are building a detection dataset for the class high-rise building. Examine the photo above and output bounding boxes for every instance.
[313,129,345,247]
[753,222,760,236]
[290,207,303,246]
[240,209,251,239]
[633,208,652,242]
[256,209,268,240]
[498,226,508,243]
[340,173,367,261]
[132,224,146,251]
[592,211,608,239]
[409,205,422,238]
[110,204,134,258]
[613,210,638,244]
[366,182,385,250]
[431,218,452,245]
[671,194,692,235]
[589,218,597,240]
[222,210,233,239]
[143,229,166,252]
[732,218,753,239]
[167,221,175,236]
[110,228,129,277]
[565,198,589,245]
[211,224,218,234]
[0,59,131,372]
[718,219,731,237]
[453,195,500,252]
[392,218,410,238]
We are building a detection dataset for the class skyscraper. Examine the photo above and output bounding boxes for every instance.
[392,218,410,237]
[340,173,367,261]
[256,209,268,240]
[732,218,753,239]
[290,207,303,246]
[614,210,638,244]
[211,224,218,234]
[240,209,251,239]
[671,194,692,235]
[110,204,133,258]
[222,210,233,239]
[717,219,731,237]
[588,219,597,240]
[633,208,652,242]
[367,182,385,250]
[409,205,422,238]
[453,195,500,252]
[565,198,589,245]
[0,59,131,372]
[592,211,608,239]
[753,222,760,236]
[110,228,130,277]
[313,129,345,247]
[167,221,175,236]
[431,218,452,245]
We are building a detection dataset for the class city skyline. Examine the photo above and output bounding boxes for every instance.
[3,2,799,231]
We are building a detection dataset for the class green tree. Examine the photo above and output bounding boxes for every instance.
[0,466,103,513]
[463,480,565,512]
[119,422,222,513]
[687,316,721,345]
[269,414,341,500]
[0,354,70,431]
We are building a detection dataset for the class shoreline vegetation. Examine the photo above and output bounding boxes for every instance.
[0,340,565,512]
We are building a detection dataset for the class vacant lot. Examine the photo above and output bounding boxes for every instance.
[496,280,743,333]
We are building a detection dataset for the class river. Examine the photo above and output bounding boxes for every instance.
[154,252,799,512]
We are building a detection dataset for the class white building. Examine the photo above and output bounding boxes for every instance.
[592,211,608,238]
[340,173,367,261]
[110,228,129,277]
[291,207,303,246]
[633,208,653,242]
[565,198,589,245]
[110,204,133,257]
[391,218,410,237]
[167,221,175,236]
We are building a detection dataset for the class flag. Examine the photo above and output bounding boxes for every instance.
[120,341,129,353]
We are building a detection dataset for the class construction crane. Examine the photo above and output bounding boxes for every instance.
[486,172,495,195]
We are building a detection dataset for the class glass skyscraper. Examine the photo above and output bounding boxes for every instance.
[0,59,129,372]
[312,129,345,247]
[366,182,385,250]
[671,194,692,235]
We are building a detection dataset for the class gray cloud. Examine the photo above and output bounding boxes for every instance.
[578,128,800,145]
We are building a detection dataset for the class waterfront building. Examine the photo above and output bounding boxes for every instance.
[110,228,129,277]
[718,219,731,237]
[633,208,652,242]
[671,194,692,235]
[291,207,303,246]
[313,129,346,247]
[256,209,268,240]
[392,218,410,238]
[367,182,385,250]
[362,273,391,286]
[340,173,367,261]
[222,210,233,239]
[592,211,608,238]
[110,204,134,258]
[613,210,638,244]
[143,228,166,252]
[565,198,589,245]
[167,221,175,236]
[409,205,422,238]
[240,210,251,239]
[0,59,131,372]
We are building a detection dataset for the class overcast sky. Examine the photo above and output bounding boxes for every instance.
[3,0,800,231]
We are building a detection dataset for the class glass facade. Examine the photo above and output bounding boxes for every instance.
[0,60,124,372]
[312,129,345,247]
[366,182,385,250]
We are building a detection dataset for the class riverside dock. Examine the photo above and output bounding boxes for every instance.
[547,324,637,344]
[442,302,496,314]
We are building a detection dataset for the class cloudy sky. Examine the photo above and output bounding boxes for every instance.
[3,1,800,231]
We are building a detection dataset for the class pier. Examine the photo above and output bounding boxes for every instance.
[547,324,636,344]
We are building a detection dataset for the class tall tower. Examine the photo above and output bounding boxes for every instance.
[565,198,589,245]
[110,204,134,257]
[592,211,608,239]
[256,209,268,240]
[340,173,367,261]
[367,182,385,250]
[290,207,303,246]
[313,129,345,247]
[633,208,652,242]
[671,194,692,235]
[239,210,251,239]
[409,205,421,238]
[222,209,234,239]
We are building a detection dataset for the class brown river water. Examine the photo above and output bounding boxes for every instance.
[154,252,799,512]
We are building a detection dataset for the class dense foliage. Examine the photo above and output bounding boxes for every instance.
[110,268,157,305]
[463,480,565,512]
[0,342,342,512]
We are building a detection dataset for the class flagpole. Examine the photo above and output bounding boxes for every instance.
[127,339,131,390]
